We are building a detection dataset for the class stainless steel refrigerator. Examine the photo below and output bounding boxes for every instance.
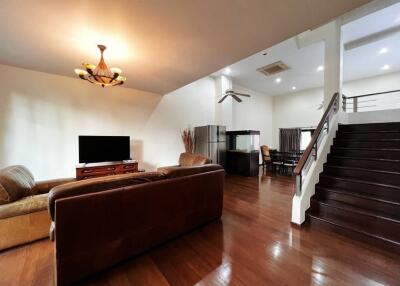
[194,125,226,168]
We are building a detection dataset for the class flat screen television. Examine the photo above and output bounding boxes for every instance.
[79,136,131,163]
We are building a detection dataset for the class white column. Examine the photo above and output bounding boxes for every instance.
[295,19,343,111]
[323,20,343,110]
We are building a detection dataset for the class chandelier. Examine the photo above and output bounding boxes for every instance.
[74,45,126,87]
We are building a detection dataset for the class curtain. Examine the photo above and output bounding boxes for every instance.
[279,128,301,152]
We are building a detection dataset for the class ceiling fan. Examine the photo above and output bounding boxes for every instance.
[218,89,251,103]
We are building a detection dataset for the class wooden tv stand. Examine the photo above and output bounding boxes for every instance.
[76,161,139,180]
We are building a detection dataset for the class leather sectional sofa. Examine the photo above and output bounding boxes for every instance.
[50,163,224,285]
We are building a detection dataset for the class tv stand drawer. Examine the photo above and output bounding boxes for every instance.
[81,166,117,174]
[76,162,138,180]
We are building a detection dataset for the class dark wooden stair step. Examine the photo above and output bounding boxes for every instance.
[336,130,400,140]
[309,199,400,243]
[310,122,400,251]
[330,147,400,160]
[323,165,400,186]
[333,138,400,149]
[314,186,400,220]
[338,122,400,132]
[326,155,400,172]
[318,174,400,202]
[307,212,400,251]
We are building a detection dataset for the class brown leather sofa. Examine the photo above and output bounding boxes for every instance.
[0,165,75,251]
[49,164,224,286]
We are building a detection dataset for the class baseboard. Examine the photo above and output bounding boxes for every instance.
[290,220,307,229]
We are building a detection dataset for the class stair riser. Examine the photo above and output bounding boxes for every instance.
[318,176,400,202]
[314,188,400,219]
[333,139,400,149]
[336,131,400,140]
[338,123,400,132]
[330,148,400,160]
[326,155,400,172]
[323,166,400,186]
[307,215,400,251]
[310,201,400,241]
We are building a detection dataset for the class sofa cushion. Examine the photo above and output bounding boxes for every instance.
[159,164,223,179]
[48,171,166,220]
[0,193,48,219]
[0,165,35,205]
[179,153,211,166]
[0,209,50,251]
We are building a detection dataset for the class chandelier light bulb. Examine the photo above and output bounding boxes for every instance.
[74,69,87,76]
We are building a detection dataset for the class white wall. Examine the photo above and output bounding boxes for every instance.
[0,64,216,180]
[142,77,216,169]
[272,71,400,148]
[343,71,400,97]
[272,88,323,148]
[343,72,400,112]
[232,84,273,150]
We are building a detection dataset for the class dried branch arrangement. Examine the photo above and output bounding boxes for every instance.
[181,127,194,153]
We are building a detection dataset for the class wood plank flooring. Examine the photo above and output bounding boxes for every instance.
[1,170,400,286]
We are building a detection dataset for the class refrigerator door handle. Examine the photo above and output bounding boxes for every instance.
[216,143,219,163]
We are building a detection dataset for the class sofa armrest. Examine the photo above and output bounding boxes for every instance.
[32,178,76,195]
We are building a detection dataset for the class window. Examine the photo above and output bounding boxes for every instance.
[300,130,313,151]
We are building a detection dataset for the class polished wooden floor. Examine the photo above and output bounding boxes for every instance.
[1,170,400,286]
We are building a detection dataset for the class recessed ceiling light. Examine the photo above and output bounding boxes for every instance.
[275,78,282,83]
[381,64,390,70]
[224,68,232,75]
[292,86,297,90]
[379,48,388,54]
[317,65,324,72]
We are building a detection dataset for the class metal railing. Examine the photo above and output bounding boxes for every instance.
[293,93,339,196]
[343,89,400,113]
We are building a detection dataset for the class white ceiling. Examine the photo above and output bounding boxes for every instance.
[223,2,400,96]
[0,0,372,95]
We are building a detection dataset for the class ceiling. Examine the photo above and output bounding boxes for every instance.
[0,0,372,95]
[223,1,400,96]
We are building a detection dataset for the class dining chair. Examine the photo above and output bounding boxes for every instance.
[260,145,272,173]
[270,150,284,173]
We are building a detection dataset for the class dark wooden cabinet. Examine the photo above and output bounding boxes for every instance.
[226,130,260,177]
[76,161,139,180]
[226,151,259,177]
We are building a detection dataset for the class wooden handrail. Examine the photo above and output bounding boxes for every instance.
[294,93,339,175]
[343,89,400,99]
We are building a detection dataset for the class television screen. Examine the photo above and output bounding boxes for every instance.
[79,136,131,163]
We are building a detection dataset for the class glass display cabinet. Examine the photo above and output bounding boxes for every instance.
[226,130,260,176]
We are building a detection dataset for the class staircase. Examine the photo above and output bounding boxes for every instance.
[307,122,400,250]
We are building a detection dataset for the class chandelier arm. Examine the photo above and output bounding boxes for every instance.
[94,75,106,84]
